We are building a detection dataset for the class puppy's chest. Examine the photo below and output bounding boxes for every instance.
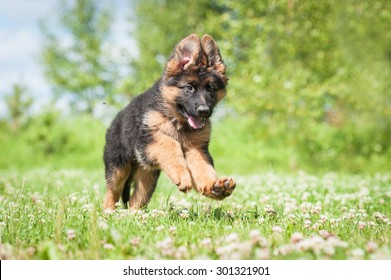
[142,110,210,149]
[142,110,190,146]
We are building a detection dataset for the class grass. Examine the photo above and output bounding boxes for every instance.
[0,168,390,260]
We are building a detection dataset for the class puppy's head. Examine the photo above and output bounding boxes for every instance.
[161,34,228,130]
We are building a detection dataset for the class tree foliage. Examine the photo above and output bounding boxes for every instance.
[5,83,33,132]
[130,0,391,170]
[40,0,115,113]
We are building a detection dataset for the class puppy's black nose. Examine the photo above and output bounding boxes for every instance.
[197,105,210,117]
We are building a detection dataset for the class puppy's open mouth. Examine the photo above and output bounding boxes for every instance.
[178,105,206,129]
[187,114,206,129]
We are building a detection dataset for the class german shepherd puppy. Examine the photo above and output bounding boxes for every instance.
[103,34,236,210]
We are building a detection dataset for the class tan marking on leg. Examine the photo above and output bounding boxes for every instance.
[185,145,236,200]
[146,133,192,192]
[129,168,158,211]
[185,147,217,193]
[103,164,131,210]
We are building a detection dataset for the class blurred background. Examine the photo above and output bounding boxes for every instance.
[1,0,390,174]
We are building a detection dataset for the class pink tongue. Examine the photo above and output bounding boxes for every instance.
[188,116,203,129]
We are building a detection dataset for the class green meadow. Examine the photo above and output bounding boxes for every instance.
[1,0,391,260]
[0,117,390,260]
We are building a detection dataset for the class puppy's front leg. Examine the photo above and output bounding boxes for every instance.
[146,133,193,192]
[185,146,236,200]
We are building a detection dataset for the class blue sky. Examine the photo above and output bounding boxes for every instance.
[0,0,136,115]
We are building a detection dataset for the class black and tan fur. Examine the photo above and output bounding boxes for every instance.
[103,34,236,210]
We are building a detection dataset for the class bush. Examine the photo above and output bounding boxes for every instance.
[0,112,106,170]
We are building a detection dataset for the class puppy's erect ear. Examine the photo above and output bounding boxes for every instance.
[201,34,226,78]
[165,34,202,77]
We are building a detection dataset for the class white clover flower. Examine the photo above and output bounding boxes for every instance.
[226,210,235,218]
[304,220,311,228]
[129,237,141,246]
[82,203,94,212]
[350,248,365,259]
[104,209,115,215]
[31,193,42,204]
[300,202,311,213]
[179,209,190,219]
[68,193,78,204]
[301,192,310,201]
[175,199,191,209]
[201,238,212,249]
[319,230,331,239]
[151,209,166,217]
[174,246,188,259]
[311,222,321,230]
[311,205,322,214]
[156,225,164,232]
[259,195,270,203]
[169,226,177,235]
[291,232,303,244]
[367,221,376,227]
[103,243,114,250]
[323,245,335,256]
[249,229,261,241]
[225,233,239,243]
[255,248,270,259]
[97,218,109,230]
[327,236,348,248]
[358,221,366,230]
[157,237,174,248]
[272,226,283,234]
[264,204,275,213]
[157,237,174,257]
[232,203,243,210]
[288,214,296,220]
[373,212,388,222]
[140,213,150,221]
[366,241,378,253]
[276,244,295,256]
[110,229,121,242]
[67,229,76,240]
[319,215,328,223]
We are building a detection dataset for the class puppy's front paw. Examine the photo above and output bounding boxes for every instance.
[202,178,236,200]
[177,172,193,193]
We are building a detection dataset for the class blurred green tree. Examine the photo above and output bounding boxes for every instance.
[130,0,391,170]
[5,83,33,132]
[40,0,116,113]
[127,0,221,94]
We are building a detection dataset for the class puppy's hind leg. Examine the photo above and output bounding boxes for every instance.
[103,164,131,210]
[121,169,136,208]
[129,167,160,211]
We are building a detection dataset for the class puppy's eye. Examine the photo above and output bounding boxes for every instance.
[207,85,215,93]
[185,85,194,92]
